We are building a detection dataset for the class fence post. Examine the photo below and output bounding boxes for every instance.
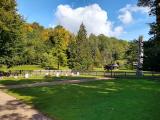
[111,70,112,78]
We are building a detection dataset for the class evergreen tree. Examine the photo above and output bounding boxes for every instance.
[69,23,92,71]
[0,0,24,67]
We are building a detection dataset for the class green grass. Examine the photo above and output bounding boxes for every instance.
[7,79,160,120]
[0,75,101,85]
[0,65,44,71]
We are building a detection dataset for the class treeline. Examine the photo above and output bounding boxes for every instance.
[6,22,128,70]
[0,0,133,71]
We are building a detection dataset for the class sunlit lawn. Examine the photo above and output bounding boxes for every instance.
[0,65,44,72]
[8,79,160,120]
[0,75,101,85]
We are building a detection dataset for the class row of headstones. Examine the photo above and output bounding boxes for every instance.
[0,72,80,79]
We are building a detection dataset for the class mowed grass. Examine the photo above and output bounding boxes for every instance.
[0,75,100,85]
[0,65,44,71]
[8,79,160,120]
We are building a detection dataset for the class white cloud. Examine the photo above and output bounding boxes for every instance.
[118,11,133,24]
[113,26,125,37]
[118,4,149,24]
[55,4,124,37]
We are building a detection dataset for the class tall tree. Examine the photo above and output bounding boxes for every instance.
[138,0,160,71]
[48,25,71,69]
[138,0,160,40]
[0,0,24,67]
[69,23,92,71]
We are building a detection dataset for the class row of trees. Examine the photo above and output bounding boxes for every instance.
[0,0,129,71]
[1,0,159,71]
[1,20,128,70]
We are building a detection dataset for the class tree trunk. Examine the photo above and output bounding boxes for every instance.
[57,61,60,70]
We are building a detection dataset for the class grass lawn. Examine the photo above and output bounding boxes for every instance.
[7,79,160,120]
[0,65,44,71]
[0,75,101,85]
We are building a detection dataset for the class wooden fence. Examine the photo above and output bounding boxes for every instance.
[0,70,160,79]
[80,71,160,79]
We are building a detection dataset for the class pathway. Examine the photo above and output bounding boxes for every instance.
[0,90,52,120]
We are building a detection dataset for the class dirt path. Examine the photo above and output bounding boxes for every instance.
[0,90,52,120]
[0,78,111,89]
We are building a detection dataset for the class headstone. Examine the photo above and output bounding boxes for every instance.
[45,72,49,76]
[56,72,60,77]
[14,76,18,79]
[25,73,29,78]
[76,72,80,76]
[71,72,74,76]
[65,73,68,76]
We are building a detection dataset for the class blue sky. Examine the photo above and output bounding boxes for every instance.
[16,0,154,40]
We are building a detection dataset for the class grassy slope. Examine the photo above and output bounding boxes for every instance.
[8,79,160,120]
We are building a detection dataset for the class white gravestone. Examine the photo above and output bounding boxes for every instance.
[45,72,49,76]
[56,72,60,77]
[14,76,18,79]
[71,72,75,76]
[25,73,29,78]
[65,73,68,76]
[76,72,80,76]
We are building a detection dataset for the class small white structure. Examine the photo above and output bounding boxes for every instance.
[45,72,49,76]
[56,72,60,77]
[25,73,29,78]
[71,72,75,76]
[76,72,80,76]
[14,76,18,79]
[65,73,68,76]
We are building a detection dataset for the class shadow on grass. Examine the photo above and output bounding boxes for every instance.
[0,76,97,85]
[7,79,160,120]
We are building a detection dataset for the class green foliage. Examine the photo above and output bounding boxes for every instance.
[48,25,72,69]
[0,0,24,67]
[138,0,160,71]
[69,23,93,71]
[125,40,138,69]
[22,23,48,65]
[0,0,129,70]
[143,40,160,71]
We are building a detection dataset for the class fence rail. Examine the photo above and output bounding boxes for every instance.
[80,71,160,79]
[0,70,160,79]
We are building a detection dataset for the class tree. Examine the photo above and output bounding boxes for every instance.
[22,22,48,65]
[138,0,160,40]
[138,0,160,71]
[125,40,138,69]
[48,25,71,69]
[0,0,24,67]
[69,23,92,71]
[89,34,103,67]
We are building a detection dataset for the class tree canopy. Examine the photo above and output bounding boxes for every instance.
[0,0,24,67]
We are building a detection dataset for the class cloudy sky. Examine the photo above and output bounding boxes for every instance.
[16,0,154,40]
